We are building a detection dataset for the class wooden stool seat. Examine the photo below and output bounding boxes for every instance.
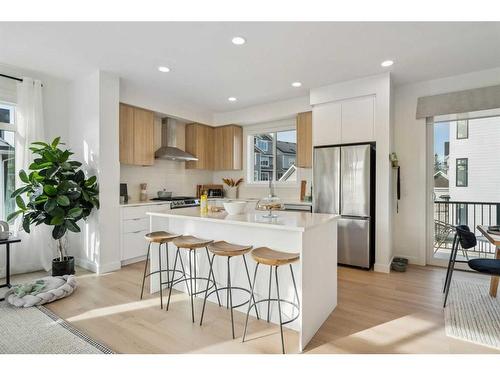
[144,231,180,243]
[173,235,213,249]
[251,247,300,266]
[208,241,252,257]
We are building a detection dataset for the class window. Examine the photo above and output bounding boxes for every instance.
[250,130,297,183]
[456,158,468,187]
[0,102,16,222]
[456,120,468,139]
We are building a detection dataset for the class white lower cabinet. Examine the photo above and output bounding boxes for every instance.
[120,203,171,264]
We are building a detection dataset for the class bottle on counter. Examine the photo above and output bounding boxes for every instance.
[140,183,148,201]
[200,190,208,214]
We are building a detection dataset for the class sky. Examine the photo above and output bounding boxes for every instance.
[277,130,296,143]
[434,122,449,160]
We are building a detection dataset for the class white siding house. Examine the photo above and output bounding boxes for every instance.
[448,116,500,202]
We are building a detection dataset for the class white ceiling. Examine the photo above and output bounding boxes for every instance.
[1,22,500,113]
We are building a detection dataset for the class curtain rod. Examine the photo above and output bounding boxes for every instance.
[0,73,23,82]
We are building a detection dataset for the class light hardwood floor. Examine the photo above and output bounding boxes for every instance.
[6,263,500,354]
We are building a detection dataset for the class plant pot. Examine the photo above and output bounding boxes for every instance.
[225,187,239,199]
[52,256,75,276]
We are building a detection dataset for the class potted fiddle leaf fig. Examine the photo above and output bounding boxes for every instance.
[8,137,99,276]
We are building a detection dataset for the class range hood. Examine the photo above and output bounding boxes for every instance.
[155,118,198,161]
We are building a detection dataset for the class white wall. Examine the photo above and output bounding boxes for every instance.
[310,73,394,273]
[393,66,500,265]
[68,70,121,274]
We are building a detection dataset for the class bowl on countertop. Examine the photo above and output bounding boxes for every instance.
[223,201,248,215]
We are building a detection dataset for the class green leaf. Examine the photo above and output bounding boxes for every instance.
[51,137,61,148]
[11,186,30,198]
[44,198,57,213]
[7,210,23,222]
[50,216,64,226]
[29,161,53,170]
[68,207,83,218]
[19,169,29,183]
[85,176,97,187]
[22,215,31,233]
[31,141,49,147]
[52,225,66,240]
[69,161,82,168]
[56,195,70,206]
[65,220,81,233]
[16,196,26,210]
[43,185,57,196]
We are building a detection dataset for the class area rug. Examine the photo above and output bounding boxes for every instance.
[444,279,500,349]
[0,302,114,354]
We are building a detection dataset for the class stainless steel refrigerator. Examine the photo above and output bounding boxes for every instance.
[313,143,375,269]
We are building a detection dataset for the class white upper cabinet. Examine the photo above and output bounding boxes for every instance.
[340,96,375,143]
[312,101,342,146]
[312,95,375,146]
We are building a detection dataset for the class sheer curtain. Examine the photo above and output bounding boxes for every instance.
[12,77,53,273]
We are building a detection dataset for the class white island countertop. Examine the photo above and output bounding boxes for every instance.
[146,206,337,232]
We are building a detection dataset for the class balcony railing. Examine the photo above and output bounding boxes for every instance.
[434,200,500,257]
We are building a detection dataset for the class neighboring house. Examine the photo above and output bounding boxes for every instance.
[253,134,274,181]
[447,117,500,227]
[253,135,297,181]
[433,171,449,201]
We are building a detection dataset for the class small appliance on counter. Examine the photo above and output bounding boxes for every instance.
[150,195,200,209]
[196,184,223,198]
[119,183,128,204]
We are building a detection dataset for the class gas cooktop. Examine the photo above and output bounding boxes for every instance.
[150,196,200,209]
[150,196,196,201]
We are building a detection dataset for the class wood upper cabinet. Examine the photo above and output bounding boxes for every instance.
[214,125,243,170]
[185,123,243,170]
[185,123,214,170]
[119,103,154,166]
[296,111,313,168]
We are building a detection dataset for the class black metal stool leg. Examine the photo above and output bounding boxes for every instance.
[242,263,259,343]
[274,265,285,354]
[227,257,235,339]
[140,243,151,300]
[189,249,195,323]
[200,253,216,326]
[290,264,300,310]
[267,265,273,322]
[206,247,221,307]
[177,248,191,295]
[444,238,460,308]
[194,248,197,295]
[243,254,260,320]
[166,247,180,311]
[165,242,170,288]
[158,243,163,309]
[443,234,458,293]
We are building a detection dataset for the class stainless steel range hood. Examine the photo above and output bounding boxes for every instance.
[155,118,198,161]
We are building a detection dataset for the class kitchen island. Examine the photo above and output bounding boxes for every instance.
[147,207,338,352]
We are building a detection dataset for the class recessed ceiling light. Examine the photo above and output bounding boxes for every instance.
[228,97,237,102]
[381,60,394,67]
[231,36,246,45]
[158,66,170,73]
[291,82,302,88]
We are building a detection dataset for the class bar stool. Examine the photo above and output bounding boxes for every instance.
[242,247,300,354]
[166,235,222,323]
[140,231,181,309]
[199,241,260,339]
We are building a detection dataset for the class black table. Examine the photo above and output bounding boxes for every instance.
[0,237,21,301]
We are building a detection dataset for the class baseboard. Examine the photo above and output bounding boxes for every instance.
[97,261,122,274]
[121,255,147,266]
[75,257,98,273]
[75,258,121,274]
[374,257,393,274]
[393,254,426,266]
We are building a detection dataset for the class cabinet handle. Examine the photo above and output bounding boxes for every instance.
[132,218,143,221]
[131,230,145,234]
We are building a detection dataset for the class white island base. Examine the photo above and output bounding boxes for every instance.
[147,207,338,352]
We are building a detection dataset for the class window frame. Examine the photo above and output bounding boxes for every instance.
[246,121,298,186]
[456,119,468,140]
[0,101,16,132]
[0,100,17,222]
[456,158,468,187]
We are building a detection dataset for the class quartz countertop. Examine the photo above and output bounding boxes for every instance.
[146,206,336,232]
